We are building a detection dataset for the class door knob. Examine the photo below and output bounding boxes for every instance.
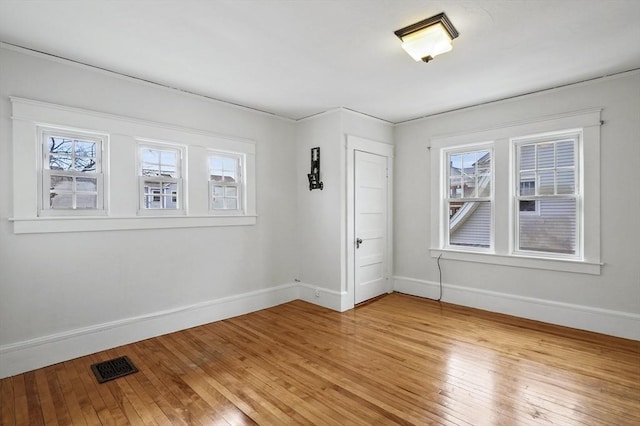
[356,238,363,249]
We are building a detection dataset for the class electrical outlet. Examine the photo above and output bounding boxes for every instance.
[314,288,320,297]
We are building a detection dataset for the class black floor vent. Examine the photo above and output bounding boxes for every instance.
[91,356,138,383]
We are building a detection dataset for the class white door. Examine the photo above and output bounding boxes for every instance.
[354,150,389,304]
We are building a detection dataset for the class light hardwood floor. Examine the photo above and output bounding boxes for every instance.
[1,293,639,425]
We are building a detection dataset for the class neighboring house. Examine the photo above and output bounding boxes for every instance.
[141,175,178,210]
[450,201,491,247]
[49,176,98,209]
[518,199,576,254]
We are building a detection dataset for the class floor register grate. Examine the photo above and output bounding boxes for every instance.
[91,356,138,383]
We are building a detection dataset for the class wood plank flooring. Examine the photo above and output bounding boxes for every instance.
[1,293,639,425]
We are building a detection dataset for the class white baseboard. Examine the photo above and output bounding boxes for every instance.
[297,282,348,312]
[4,277,636,379]
[0,283,298,379]
[393,276,640,341]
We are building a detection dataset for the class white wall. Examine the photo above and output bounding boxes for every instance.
[295,110,342,296]
[0,46,299,376]
[295,109,393,310]
[393,71,640,339]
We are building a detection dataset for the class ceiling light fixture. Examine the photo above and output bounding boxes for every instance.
[394,12,459,62]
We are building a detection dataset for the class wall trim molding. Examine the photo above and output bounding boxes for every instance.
[10,215,258,234]
[10,96,257,150]
[393,275,640,341]
[0,283,298,379]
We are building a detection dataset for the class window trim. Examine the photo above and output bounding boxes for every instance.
[38,126,108,217]
[429,108,602,275]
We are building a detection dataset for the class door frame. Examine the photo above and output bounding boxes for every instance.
[345,135,394,309]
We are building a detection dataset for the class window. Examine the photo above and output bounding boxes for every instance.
[518,181,539,214]
[514,133,580,257]
[208,152,243,213]
[40,128,105,214]
[429,109,601,274]
[445,146,493,249]
[441,135,579,258]
[139,144,184,212]
[12,97,257,233]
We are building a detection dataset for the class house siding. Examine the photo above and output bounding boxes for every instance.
[450,201,491,247]
[519,199,576,253]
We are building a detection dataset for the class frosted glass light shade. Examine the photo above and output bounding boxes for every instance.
[394,13,459,62]
[400,22,453,61]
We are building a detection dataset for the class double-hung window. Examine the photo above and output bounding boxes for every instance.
[444,145,493,250]
[208,152,243,213]
[514,132,580,257]
[41,128,105,214]
[139,143,184,212]
[11,97,257,233]
[431,109,600,274]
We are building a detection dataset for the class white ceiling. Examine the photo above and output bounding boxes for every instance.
[1,1,639,123]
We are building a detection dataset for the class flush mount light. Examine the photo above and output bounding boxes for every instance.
[394,12,459,62]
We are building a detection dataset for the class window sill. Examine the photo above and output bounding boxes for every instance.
[9,215,257,234]
[136,209,186,217]
[430,248,602,275]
